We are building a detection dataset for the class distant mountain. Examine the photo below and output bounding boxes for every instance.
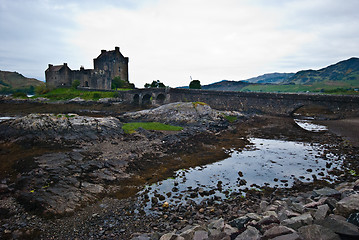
[201,80,250,91]
[199,73,293,91]
[243,73,294,84]
[0,70,43,93]
[284,57,359,85]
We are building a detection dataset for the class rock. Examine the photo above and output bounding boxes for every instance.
[246,213,262,221]
[260,200,269,213]
[263,211,278,218]
[334,194,359,217]
[235,226,261,240]
[208,218,225,230]
[290,202,305,213]
[262,225,295,239]
[81,182,104,194]
[298,224,340,240]
[270,232,302,240]
[314,204,330,220]
[304,197,327,208]
[0,183,9,193]
[258,215,280,226]
[122,102,223,126]
[223,224,238,236]
[180,225,206,240]
[324,198,338,211]
[229,216,250,231]
[317,214,359,237]
[2,113,124,144]
[193,230,208,240]
[312,188,341,198]
[160,233,178,240]
[69,97,85,102]
[347,212,359,226]
[281,213,313,230]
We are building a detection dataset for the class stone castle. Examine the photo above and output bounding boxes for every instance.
[45,47,129,90]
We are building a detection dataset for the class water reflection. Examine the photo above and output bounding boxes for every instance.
[0,116,16,122]
[294,119,328,132]
[139,138,343,209]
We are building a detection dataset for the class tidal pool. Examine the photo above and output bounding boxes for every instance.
[139,138,343,208]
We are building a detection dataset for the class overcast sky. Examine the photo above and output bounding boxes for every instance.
[1,0,359,87]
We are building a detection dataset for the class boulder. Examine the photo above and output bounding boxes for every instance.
[193,230,208,240]
[298,224,340,240]
[317,214,359,237]
[334,194,359,217]
[262,225,295,239]
[235,226,261,240]
[314,204,330,221]
[270,232,302,240]
[229,216,250,231]
[347,212,359,226]
[312,188,341,198]
[121,102,224,126]
[281,213,313,230]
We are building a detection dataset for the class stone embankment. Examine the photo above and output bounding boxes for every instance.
[133,182,359,240]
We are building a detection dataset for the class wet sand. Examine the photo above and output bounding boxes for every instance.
[319,117,359,146]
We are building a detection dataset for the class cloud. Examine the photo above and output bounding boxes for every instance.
[0,0,358,86]
[70,0,318,87]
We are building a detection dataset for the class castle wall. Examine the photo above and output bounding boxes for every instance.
[45,64,72,89]
[93,47,129,81]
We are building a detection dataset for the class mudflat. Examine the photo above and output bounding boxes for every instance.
[320,118,359,146]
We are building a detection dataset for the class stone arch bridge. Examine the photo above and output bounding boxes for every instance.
[117,88,359,118]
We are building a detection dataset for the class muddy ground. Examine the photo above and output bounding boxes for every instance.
[0,100,358,239]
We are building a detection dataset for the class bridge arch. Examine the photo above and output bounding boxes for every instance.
[133,94,140,105]
[142,94,152,105]
[156,93,166,105]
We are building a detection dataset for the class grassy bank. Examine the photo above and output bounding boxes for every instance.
[240,80,359,95]
[35,88,129,100]
[122,122,183,133]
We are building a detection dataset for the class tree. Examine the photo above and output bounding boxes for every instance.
[189,80,201,89]
[145,80,166,88]
[112,76,135,89]
[72,79,80,89]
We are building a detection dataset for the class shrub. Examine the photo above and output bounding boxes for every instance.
[72,80,80,89]
[189,80,201,89]
[12,92,27,98]
[35,84,50,95]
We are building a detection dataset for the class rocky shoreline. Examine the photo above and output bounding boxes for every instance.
[0,101,358,239]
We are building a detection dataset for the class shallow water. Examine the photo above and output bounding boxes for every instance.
[139,137,343,209]
[294,119,328,132]
[0,116,16,122]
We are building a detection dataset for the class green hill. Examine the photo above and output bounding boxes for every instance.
[285,57,359,85]
[0,71,43,94]
[241,57,359,94]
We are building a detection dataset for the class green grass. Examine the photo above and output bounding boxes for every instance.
[240,81,359,95]
[223,114,238,123]
[192,101,208,107]
[35,88,128,100]
[122,122,183,134]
